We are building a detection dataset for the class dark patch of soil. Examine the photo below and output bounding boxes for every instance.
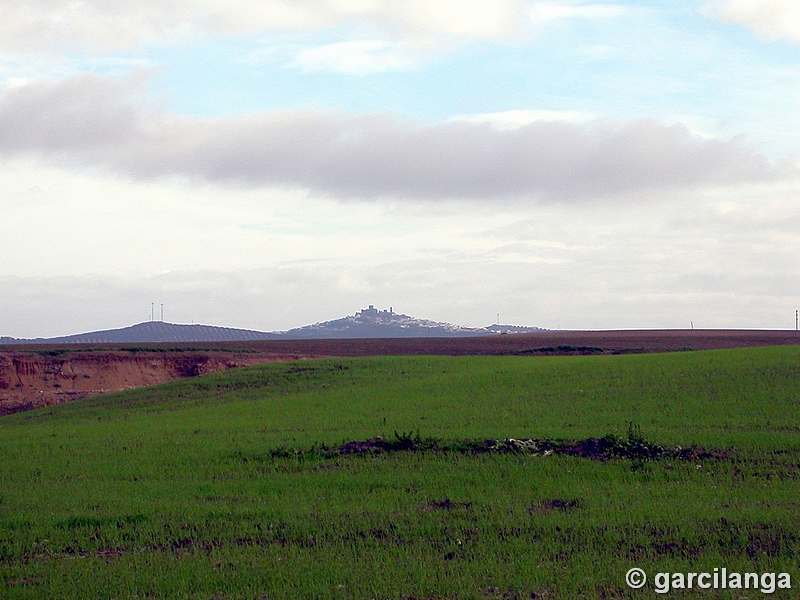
[429,498,472,510]
[557,438,612,458]
[337,432,433,454]
[5,577,40,587]
[513,345,608,355]
[529,499,583,513]
[338,436,393,454]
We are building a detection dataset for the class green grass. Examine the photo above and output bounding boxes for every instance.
[2,347,800,598]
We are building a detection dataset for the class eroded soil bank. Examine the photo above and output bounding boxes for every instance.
[0,351,290,414]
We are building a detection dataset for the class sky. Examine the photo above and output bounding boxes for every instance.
[1,0,799,337]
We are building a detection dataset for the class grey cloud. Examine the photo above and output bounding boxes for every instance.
[0,75,786,201]
[0,75,144,154]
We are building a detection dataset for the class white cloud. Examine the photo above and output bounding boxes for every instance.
[0,75,787,202]
[528,2,626,25]
[0,0,531,54]
[0,156,514,278]
[287,40,419,75]
[706,0,800,44]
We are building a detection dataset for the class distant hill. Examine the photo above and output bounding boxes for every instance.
[0,306,545,344]
[0,321,281,344]
[282,305,545,338]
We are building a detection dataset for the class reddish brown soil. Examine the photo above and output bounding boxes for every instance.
[2,329,798,415]
[0,351,285,415]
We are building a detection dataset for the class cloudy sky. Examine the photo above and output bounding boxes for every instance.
[1,0,799,337]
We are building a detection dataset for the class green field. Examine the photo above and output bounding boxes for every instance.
[2,346,800,598]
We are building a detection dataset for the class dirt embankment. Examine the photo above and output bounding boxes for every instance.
[0,351,278,415]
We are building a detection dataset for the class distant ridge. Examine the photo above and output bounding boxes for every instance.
[0,306,545,344]
[0,321,281,344]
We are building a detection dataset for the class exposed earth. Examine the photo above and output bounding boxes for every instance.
[1,329,798,415]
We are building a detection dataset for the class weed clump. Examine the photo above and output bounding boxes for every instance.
[261,423,723,463]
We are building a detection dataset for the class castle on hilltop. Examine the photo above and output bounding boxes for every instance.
[358,305,394,318]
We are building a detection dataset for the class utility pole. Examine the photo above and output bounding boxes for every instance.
[161,304,164,322]
[151,303,154,322]
[796,309,798,331]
